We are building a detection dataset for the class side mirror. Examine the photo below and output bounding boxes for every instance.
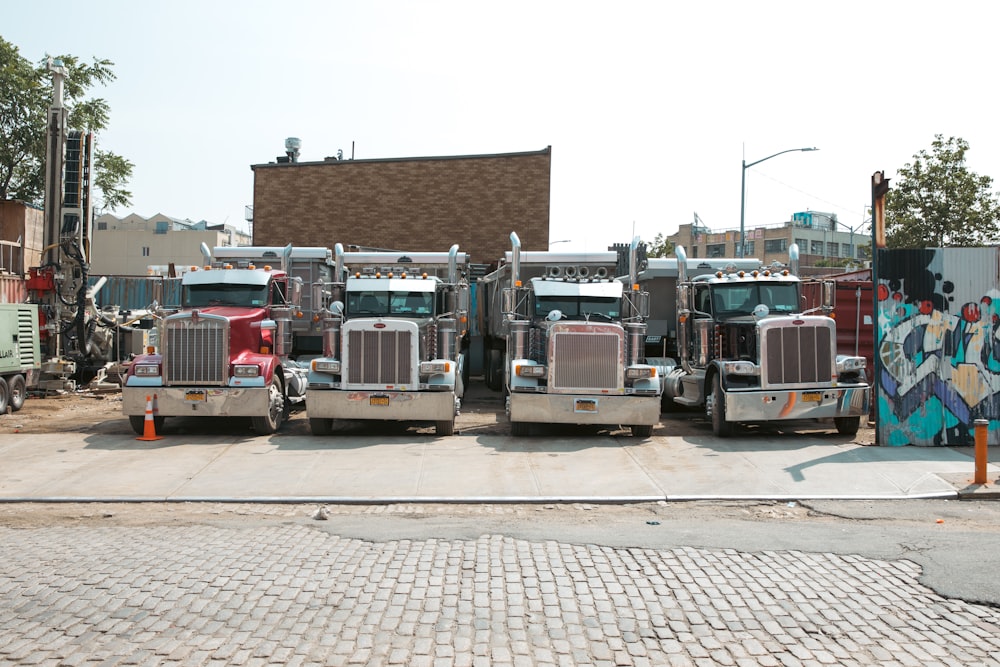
[501,287,516,316]
[633,290,650,319]
[822,281,835,309]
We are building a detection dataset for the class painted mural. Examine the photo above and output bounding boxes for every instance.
[877,247,1000,446]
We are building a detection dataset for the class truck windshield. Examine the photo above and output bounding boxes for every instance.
[535,296,620,321]
[185,284,269,307]
[711,283,800,316]
[346,291,434,316]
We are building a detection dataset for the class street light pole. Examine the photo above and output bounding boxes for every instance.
[738,146,818,258]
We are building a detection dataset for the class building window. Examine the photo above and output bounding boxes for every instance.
[97,221,107,231]
[810,240,824,255]
[842,243,853,258]
[707,243,726,258]
[743,241,754,256]
[794,238,807,251]
[827,242,839,256]
[155,221,168,235]
[142,247,150,257]
[764,239,787,253]
[690,246,699,258]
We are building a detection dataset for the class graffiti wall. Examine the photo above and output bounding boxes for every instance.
[877,247,1000,446]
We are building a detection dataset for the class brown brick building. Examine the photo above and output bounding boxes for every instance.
[250,147,552,265]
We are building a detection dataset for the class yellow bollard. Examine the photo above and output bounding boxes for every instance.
[974,419,989,484]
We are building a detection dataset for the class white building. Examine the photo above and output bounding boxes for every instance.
[91,213,251,276]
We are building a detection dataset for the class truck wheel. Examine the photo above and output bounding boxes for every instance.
[129,415,165,435]
[631,424,653,438]
[435,420,455,436]
[252,376,285,435]
[0,377,8,414]
[309,418,334,436]
[835,416,860,436]
[709,375,733,437]
[8,374,26,411]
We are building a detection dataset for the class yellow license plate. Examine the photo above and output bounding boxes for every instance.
[575,399,598,413]
[185,390,206,402]
[802,392,822,403]
[370,395,390,406]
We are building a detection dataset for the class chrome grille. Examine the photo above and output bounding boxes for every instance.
[551,331,621,389]
[347,329,413,385]
[163,316,228,385]
[764,324,833,385]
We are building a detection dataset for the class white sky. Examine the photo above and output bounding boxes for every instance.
[7,0,999,253]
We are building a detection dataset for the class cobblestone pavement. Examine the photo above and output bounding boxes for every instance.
[2,506,999,666]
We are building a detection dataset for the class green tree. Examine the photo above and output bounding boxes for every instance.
[885,135,1000,248]
[647,232,674,258]
[0,36,132,209]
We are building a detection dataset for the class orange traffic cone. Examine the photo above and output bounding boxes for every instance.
[136,394,163,441]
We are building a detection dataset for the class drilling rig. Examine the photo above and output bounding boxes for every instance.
[26,58,111,390]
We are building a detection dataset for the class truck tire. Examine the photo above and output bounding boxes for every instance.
[252,376,285,435]
[835,416,860,436]
[129,415,165,436]
[631,424,653,438]
[0,376,8,414]
[8,374,26,411]
[435,420,455,436]
[309,418,334,436]
[709,375,733,437]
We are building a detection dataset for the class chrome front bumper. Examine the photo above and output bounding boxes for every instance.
[306,389,457,421]
[122,386,271,418]
[725,385,870,421]
[509,393,661,426]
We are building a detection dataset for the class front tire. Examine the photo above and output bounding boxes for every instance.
[631,424,653,438]
[835,416,860,436]
[8,374,26,411]
[435,420,455,436]
[0,376,8,414]
[709,375,733,437]
[252,375,285,435]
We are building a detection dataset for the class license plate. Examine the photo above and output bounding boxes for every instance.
[370,395,390,406]
[185,390,206,402]
[574,399,598,413]
[802,391,822,403]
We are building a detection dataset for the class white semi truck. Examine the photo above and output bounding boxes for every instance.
[478,233,661,437]
[306,245,470,436]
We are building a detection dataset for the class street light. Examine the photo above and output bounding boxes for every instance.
[739,146,818,257]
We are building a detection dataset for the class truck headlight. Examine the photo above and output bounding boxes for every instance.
[626,367,656,380]
[837,356,867,373]
[312,359,341,374]
[234,364,260,378]
[515,364,546,377]
[419,361,451,374]
[722,361,758,376]
[134,364,160,376]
